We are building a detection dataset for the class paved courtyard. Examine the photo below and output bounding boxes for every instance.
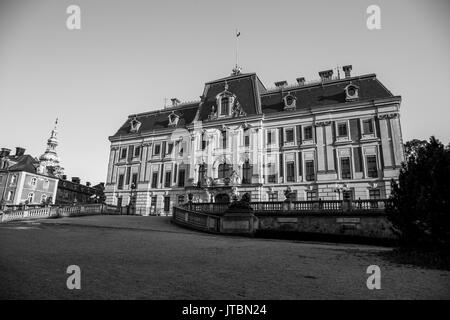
[0,215,449,299]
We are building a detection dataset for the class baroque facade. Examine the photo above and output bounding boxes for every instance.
[105,66,404,215]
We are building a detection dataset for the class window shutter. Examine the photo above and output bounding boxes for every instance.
[298,152,302,176]
[350,119,360,141]
[296,125,302,144]
[354,147,363,172]
[279,153,284,177]
[278,128,284,147]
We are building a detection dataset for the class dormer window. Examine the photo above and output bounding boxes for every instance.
[129,117,141,133]
[345,84,359,101]
[220,97,230,116]
[168,111,179,127]
[283,93,297,111]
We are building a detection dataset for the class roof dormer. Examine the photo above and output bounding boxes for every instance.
[129,116,141,133]
[345,84,359,101]
[168,111,180,127]
[283,93,297,111]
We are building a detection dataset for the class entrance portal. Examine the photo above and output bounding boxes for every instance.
[215,193,230,203]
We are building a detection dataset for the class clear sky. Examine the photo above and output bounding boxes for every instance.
[0,0,449,185]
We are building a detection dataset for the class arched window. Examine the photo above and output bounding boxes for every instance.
[41,194,47,204]
[7,190,13,201]
[30,177,37,187]
[218,163,231,179]
[242,160,252,184]
[220,97,229,116]
[10,175,16,184]
[27,192,34,203]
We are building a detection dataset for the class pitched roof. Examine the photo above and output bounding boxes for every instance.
[5,155,39,174]
[111,72,396,138]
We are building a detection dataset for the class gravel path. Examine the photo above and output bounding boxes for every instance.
[0,216,449,299]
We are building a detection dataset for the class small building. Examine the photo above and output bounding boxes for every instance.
[56,176,105,204]
[0,147,58,205]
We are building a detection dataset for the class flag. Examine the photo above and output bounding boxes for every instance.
[236,30,240,37]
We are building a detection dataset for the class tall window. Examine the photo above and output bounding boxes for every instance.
[151,196,157,208]
[222,132,227,149]
[242,160,252,184]
[305,160,315,181]
[120,148,127,159]
[199,164,207,183]
[220,97,229,115]
[244,134,250,147]
[218,163,231,179]
[151,172,158,188]
[340,157,351,179]
[10,175,16,184]
[267,131,273,145]
[369,189,381,200]
[337,122,348,137]
[363,119,374,134]
[7,190,13,201]
[164,172,171,188]
[304,126,313,140]
[178,195,185,204]
[167,143,173,155]
[30,177,37,187]
[134,146,141,157]
[164,196,170,212]
[366,155,378,178]
[178,169,185,187]
[154,144,161,156]
[131,173,138,188]
[27,192,34,203]
[285,128,294,143]
[118,174,124,190]
[125,167,131,185]
[287,161,295,182]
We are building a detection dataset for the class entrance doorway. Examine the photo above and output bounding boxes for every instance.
[215,193,230,203]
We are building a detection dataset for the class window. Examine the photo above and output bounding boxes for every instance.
[178,169,185,187]
[164,172,171,188]
[134,146,141,157]
[285,128,294,143]
[366,155,378,178]
[267,175,276,183]
[10,175,16,184]
[218,163,231,179]
[343,189,354,201]
[242,160,252,184]
[363,119,374,134]
[178,195,185,204]
[151,196,157,208]
[337,122,348,137]
[154,144,161,156]
[340,157,351,179]
[0,176,2,183]
[131,173,138,189]
[286,161,295,182]
[30,177,37,187]
[118,174,124,190]
[120,148,127,159]
[41,194,47,204]
[304,126,313,140]
[164,196,170,212]
[126,167,131,185]
[201,133,207,150]
[306,191,317,201]
[7,190,13,201]
[244,134,250,147]
[268,192,278,202]
[27,192,34,203]
[222,132,227,149]
[369,189,381,200]
[199,164,207,184]
[305,160,315,181]
[220,97,229,116]
[267,131,273,145]
[151,172,158,188]
[167,143,173,155]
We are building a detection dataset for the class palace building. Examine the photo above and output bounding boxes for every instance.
[105,66,404,215]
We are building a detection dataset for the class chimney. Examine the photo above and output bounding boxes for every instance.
[62,175,67,180]
[86,182,91,187]
[15,147,25,157]
[296,77,305,85]
[274,81,288,88]
[342,65,352,78]
[0,148,11,158]
[171,98,180,107]
[71,177,80,184]
[318,69,333,82]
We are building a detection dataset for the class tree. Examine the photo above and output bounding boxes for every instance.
[389,136,450,248]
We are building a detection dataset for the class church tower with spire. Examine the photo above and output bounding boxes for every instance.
[38,118,64,177]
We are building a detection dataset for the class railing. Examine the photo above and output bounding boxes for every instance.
[0,203,122,223]
[172,206,220,233]
[178,199,392,216]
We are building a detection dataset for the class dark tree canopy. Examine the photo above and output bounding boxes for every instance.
[389,136,450,247]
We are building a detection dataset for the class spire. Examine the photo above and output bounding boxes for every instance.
[232,29,242,76]
[38,117,64,177]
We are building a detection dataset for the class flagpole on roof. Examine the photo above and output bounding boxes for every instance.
[235,28,239,70]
